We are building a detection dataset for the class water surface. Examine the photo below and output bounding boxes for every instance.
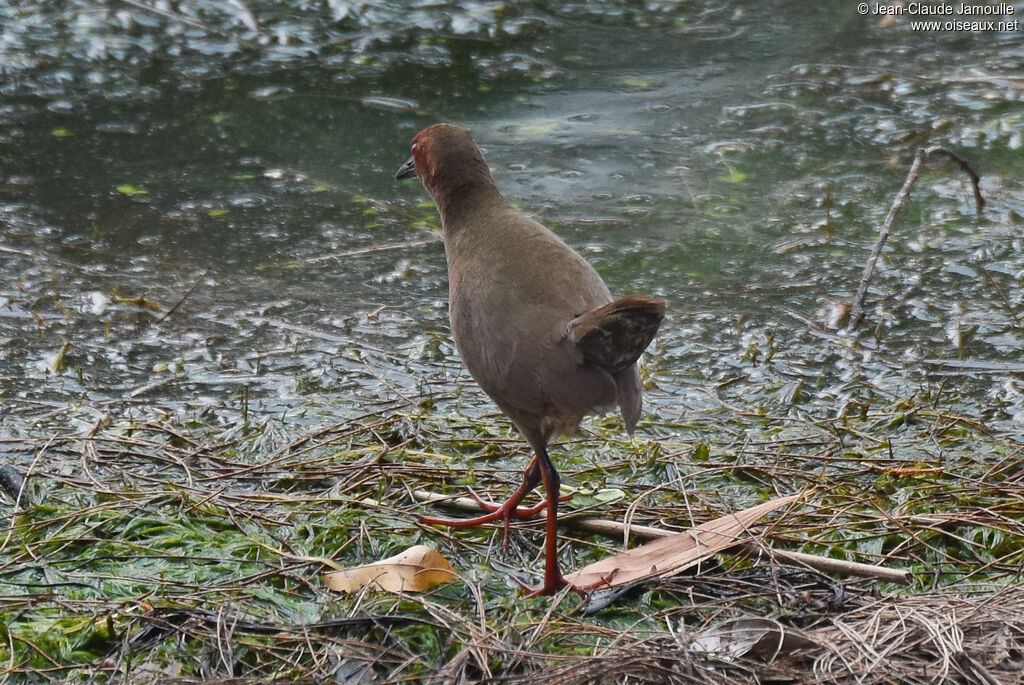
[2,0,1022,443]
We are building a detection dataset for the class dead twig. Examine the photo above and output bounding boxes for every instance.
[410,489,910,584]
[300,238,440,265]
[158,268,208,323]
[979,265,1021,328]
[846,146,984,331]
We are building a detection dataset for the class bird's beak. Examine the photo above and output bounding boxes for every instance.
[395,156,417,180]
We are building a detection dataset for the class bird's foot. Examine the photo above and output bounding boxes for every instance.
[420,490,573,548]
[465,489,573,518]
[524,578,573,598]
[521,568,620,598]
[522,568,580,598]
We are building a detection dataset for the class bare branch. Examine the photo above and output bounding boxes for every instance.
[846,146,984,332]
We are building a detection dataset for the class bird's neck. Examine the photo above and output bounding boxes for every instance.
[435,183,506,232]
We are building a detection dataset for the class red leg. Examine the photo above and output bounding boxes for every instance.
[525,446,570,597]
[421,457,554,547]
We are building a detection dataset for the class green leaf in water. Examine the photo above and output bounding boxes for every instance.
[691,442,710,461]
[568,488,626,509]
[116,184,149,196]
[717,170,748,183]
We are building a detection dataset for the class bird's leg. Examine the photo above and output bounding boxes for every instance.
[466,457,573,515]
[422,456,564,547]
[525,446,571,597]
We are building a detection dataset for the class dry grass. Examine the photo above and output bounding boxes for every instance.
[2,391,1022,683]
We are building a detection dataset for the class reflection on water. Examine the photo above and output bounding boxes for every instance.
[1,0,1022,439]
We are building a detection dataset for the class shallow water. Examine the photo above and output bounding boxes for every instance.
[1,0,1022,444]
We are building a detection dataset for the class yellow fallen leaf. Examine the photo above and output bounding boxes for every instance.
[323,544,457,594]
[566,492,802,590]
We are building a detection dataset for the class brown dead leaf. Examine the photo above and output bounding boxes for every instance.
[323,544,458,594]
[565,493,802,590]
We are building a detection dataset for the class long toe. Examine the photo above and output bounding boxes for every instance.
[420,492,557,547]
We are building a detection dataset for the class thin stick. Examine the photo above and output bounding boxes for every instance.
[846,146,984,331]
[979,265,1021,328]
[935,146,985,212]
[300,238,439,265]
[742,545,910,583]
[159,268,208,323]
[411,489,910,584]
[825,180,833,243]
